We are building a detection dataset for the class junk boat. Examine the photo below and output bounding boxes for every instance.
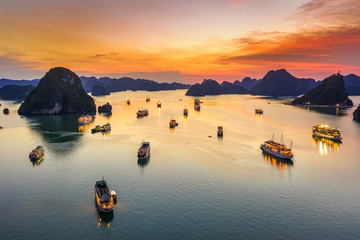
[312,125,342,141]
[183,108,188,117]
[138,141,150,160]
[260,134,294,160]
[78,115,93,125]
[29,146,44,161]
[127,99,130,105]
[217,126,223,137]
[157,101,161,108]
[255,108,263,114]
[91,123,111,133]
[146,98,150,102]
[194,99,202,105]
[137,109,149,117]
[169,119,178,128]
[194,104,200,111]
[94,177,114,213]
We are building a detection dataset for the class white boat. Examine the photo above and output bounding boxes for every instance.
[260,134,294,160]
[138,141,150,160]
[312,125,342,141]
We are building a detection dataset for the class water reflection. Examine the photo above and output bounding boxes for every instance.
[137,157,150,167]
[78,123,92,132]
[26,114,83,155]
[263,152,293,170]
[99,112,112,119]
[312,136,341,155]
[297,106,348,116]
[95,201,114,229]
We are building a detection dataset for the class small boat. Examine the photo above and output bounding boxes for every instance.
[183,108,188,117]
[146,98,150,102]
[94,177,114,213]
[217,126,223,137]
[127,99,130,105]
[194,104,200,111]
[78,115,93,125]
[138,141,150,160]
[29,146,44,161]
[312,125,342,141]
[157,101,161,108]
[194,99,201,105]
[255,108,263,114]
[137,109,149,117]
[169,119,178,128]
[91,123,111,133]
[260,134,294,160]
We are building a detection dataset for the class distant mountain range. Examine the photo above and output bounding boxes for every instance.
[185,79,248,96]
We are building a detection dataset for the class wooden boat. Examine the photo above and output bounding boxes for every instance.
[137,109,149,117]
[255,108,263,114]
[29,146,44,161]
[183,108,188,117]
[157,101,161,108]
[194,104,200,111]
[78,115,93,125]
[94,177,114,213]
[138,141,150,160]
[91,123,111,133]
[146,98,150,102]
[217,126,223,137]
[169,119,178,128]
[127,99,130,105]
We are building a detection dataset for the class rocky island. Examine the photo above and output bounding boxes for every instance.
[0,85,35,100]
[18,67,96,115]
[249,69,319,96]
[353,105,360,120]
[98,102,112,113]
[92,84,110,96]
[185,79,248,96]
[291,73,353,107]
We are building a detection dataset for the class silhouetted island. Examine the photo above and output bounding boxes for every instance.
[353,105,360,120]
[234,77,260,90]
[98,103,112,113]
[92,84,110,96]
[249,69,319,96]
[18,67,96,115]
[185,79,248,96]
[291,73,353,107]
[344,74,360,96]
[0,85,34,100]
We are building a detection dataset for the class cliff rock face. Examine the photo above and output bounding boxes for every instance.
[18,67,96,115]
[249,69,317,96]
[353,105,360,120]
[186,79,249,96]
[92,84,110,96]
[0,85,34,100]
[291,74,353,106]
[98,103,112,113]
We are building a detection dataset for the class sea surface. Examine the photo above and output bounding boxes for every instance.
[0,90,360,240]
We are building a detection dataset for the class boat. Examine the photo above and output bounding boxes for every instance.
[194,99,201,105]
[312,125,342,141]
[255,108,263,114]
[137,109,149,117]
[183,108,188,117]
[29,146,44,161]
[194,104,200,111]
[91,123,111,133]
[146,98,150,102]
[78,115,93,125]
[138,141,150,160]
[169,119,178,128]
[94,177,114,213]
[157,101,161,108]
[217,126,223,137]
[260,134,294,160]
[127,99,130,105]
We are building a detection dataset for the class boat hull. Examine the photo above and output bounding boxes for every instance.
[94,188,113,213]
[312,133,342,141]
[260,145,293,160]
[138,152,150,160]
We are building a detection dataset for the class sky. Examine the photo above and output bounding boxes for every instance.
[0,0,359,82]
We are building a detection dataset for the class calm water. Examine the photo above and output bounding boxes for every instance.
[1,90,360,240]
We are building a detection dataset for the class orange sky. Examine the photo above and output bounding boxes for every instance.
[0,0,359,82]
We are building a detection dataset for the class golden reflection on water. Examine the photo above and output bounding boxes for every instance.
[78,122,92,132]
[263,153,293,170]
[312,136,341,155]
